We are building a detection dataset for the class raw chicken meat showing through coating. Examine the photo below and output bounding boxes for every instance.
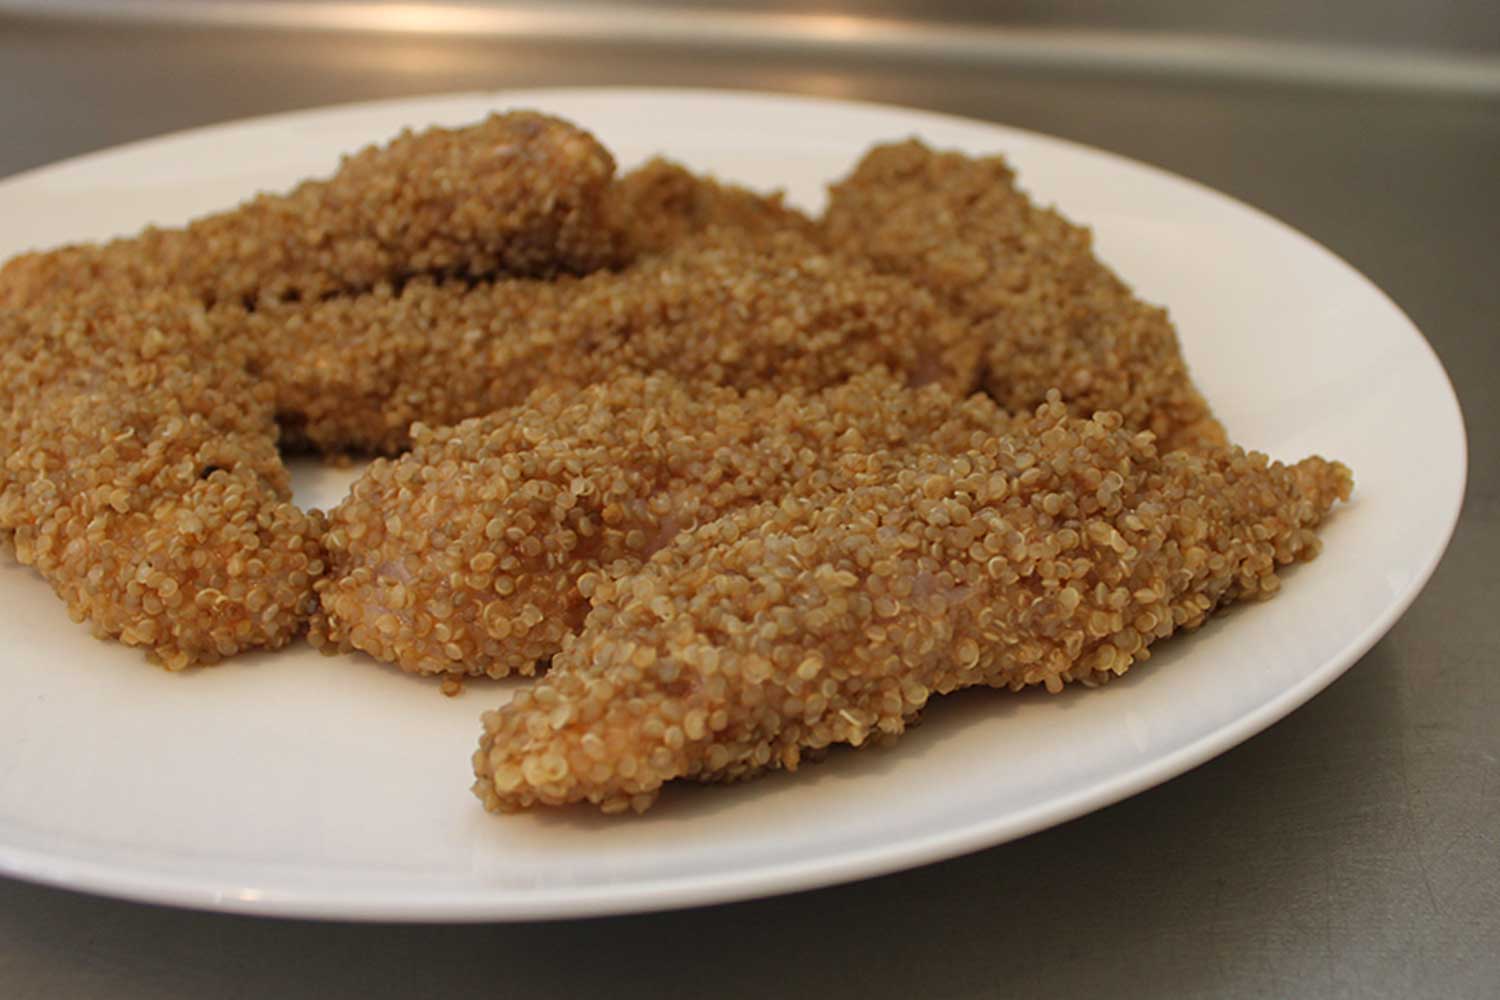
[823,140,1226,453]
[314,372,1009,677]
[0,111,625,310]
[473,396,1350,814]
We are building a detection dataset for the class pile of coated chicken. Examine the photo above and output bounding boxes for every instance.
[0,112,1350,815]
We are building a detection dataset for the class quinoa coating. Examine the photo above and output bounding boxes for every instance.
[473,396,1350,814]
[250,233,982,455]
[822,141,1226,453]
[314,372,1009,677]
[239,277,567,455]
[613,157,820,256]
[0,295,325,669]
[2,117,983,666]
[0,112,624,310]
[0,110,1335,724]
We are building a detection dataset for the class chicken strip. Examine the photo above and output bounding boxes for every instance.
[473,395,1350,813]
[252,233,983,455]
[0,111,624,310]
[823,140,1226,453]
[314,372,1008,677]
[0,294,324,669]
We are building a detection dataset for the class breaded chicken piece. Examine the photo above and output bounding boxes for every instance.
[314,372,1008,677]
[251,233,983,455]
[823,141,1226,453]
[613,157,820,256]
[0,295,323,669]
[0,112,624,310]
[473,396,1350,813]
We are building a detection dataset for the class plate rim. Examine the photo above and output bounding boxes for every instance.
[0,85,1468,922]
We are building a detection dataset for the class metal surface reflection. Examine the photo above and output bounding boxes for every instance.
[3,0,1498,95]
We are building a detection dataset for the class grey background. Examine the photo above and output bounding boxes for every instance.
[0,4,1496,998]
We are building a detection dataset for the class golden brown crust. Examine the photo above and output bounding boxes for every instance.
[0,112,624,310]
[473,396,1350,814]
[822,140,1226,453]
[313,372,1009,677]
[250,233,983,455]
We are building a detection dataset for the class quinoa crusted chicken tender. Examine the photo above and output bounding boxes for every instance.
[0,295,324,669]
[473,396,1350,814]
[314,372,1008,677]
[822,140,1226,453]
[250,232,982,455]
[0,111,625,310]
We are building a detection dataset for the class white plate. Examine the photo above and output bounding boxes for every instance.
[0,89,1465,921]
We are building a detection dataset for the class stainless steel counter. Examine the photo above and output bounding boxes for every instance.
[1,9,1496,998]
